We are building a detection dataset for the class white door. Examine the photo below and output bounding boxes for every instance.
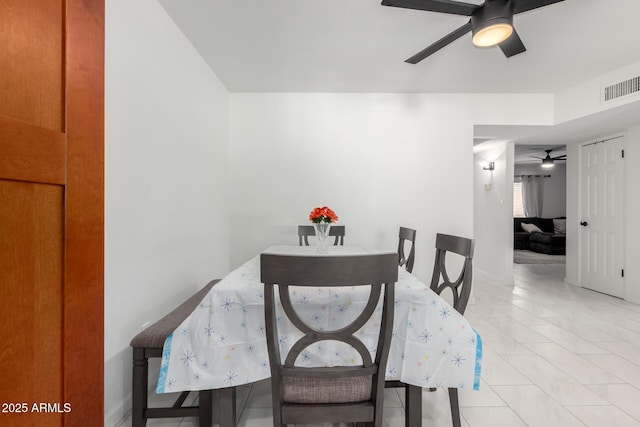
[580,136,625,298]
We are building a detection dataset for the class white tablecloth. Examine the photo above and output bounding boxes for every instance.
[157,245,482,393]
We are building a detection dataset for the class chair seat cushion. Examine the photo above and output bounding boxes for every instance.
[283,375,372,404]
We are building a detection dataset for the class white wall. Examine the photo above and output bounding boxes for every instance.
[625,124,640,303]
[555,60,640,123]
[514,162,566,218]
[474,141,515,286]
[105,0,230,424]
[229,93,553,284]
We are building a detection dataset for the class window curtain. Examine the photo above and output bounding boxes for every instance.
[521,175,544,217]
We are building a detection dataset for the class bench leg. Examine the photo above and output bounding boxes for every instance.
[218,386,236,427]
[405,384,422,427]
[198,389,213,427]
[132,348,148,427]
[448,388,461,427]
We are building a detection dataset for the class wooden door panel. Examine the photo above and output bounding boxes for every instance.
[0,0,103,425]
[0,0,64,131]
[0,180,64,427]
[0,116,66,184]
[0,2,66,422]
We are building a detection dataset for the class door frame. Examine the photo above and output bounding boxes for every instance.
[64,1,105,424]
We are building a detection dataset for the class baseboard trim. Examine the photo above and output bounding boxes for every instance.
[107,397,131,427]
[564,276,580,287]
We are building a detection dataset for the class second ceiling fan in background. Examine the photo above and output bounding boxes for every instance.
[382,0,565,64]
[531,149,566,168]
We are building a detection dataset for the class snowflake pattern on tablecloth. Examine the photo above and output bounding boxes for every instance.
[439,307,451,319]
[225,371,238,385]
[451,353,465,367]
[156,248,482,393]
[181,351,195,366]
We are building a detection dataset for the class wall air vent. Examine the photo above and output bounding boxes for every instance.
[602,76,640,103]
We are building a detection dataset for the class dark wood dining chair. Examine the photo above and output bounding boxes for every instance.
[385,232,475,427]
[260,253,398,427]
[384,227,417,426]
[397,226,416,273]
[429,232,475,427]
[297,225,345,246]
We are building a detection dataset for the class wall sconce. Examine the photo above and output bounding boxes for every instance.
[483,161,495,171]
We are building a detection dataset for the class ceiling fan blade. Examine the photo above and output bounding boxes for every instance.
[552,155,567,160]
[499,28,526,58]
[512,0,565,15]
[381,0,477,16]
[405,21,472,64]
[529,156,544,160]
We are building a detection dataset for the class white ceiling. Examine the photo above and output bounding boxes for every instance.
[158,0,640,94]
[157,0,640,145]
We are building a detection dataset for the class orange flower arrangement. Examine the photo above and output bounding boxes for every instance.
[309,206,338,224]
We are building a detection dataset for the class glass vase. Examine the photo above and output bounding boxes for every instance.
[313,222,331,254]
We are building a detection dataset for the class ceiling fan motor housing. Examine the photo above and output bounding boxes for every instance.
[471,0,514,44]
[381,0,564,62]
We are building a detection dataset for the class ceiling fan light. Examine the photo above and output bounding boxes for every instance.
[472,22,513,47]
[542,158,554,168]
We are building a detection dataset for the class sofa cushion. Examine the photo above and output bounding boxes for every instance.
[521,223,543,233]
[553,218,566,234]
[514,232,530,250]
[530,232,566,255]
[537,217,555,233]
[515,217,535,232]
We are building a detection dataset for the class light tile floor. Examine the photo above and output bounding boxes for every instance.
[119,262,640,426]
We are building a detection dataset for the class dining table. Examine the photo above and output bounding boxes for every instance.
[157,244,482,425]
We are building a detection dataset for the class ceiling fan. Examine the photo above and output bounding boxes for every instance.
[381,0,565,64]
[530,149,566,168]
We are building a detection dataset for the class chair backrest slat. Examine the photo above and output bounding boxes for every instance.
[429,233,475,315]
[298,225,345,246]
[329,225,345,245]
[262,253,395,285]
[397,226,417,273]
[298,225,314,246]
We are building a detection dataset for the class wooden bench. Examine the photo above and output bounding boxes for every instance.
[130,278,237,427]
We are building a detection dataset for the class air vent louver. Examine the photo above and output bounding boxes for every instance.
[602,76,640,102]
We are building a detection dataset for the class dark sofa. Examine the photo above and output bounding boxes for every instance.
[514,217,566,255]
